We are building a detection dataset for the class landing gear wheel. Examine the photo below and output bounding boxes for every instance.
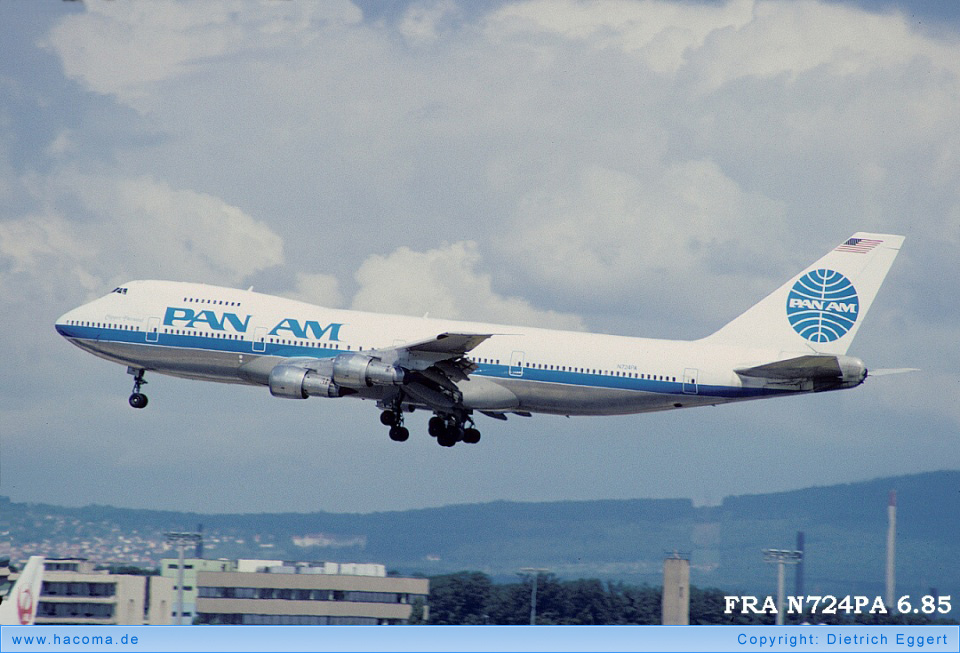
[437,424,462,447]
[428,416,445,437]
[437,430,457,447]
[380,410,399,426]
[127,368,149,409]
[462,427,481,444]
[382,399,408,442]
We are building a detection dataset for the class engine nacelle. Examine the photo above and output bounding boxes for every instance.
[268,354,405,399]
[330,352,406,388]
[268,364,339,399]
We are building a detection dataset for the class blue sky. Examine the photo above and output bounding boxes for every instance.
[1,0,958,514]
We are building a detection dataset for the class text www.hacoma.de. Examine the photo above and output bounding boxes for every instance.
[8,633,140,646]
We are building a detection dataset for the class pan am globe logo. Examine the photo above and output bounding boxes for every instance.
[786,269,859,342]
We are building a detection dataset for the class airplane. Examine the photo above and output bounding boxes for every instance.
[55,232,904,447]
[0,557,44,625]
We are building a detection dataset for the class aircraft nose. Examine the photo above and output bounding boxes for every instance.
[55,308,80,336]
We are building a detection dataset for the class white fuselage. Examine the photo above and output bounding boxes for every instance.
[55,280,813,418]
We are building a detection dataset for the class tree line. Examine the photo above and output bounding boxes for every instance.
[415,572,955,626]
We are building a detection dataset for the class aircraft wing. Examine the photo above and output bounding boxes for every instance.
[396,332,494,357]
[374,332,495,410]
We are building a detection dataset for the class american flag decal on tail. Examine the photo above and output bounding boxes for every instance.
[835,237,882,254]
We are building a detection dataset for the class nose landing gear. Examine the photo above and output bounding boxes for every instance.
[128,367,148,409]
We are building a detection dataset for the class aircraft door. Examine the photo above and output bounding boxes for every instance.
[509,350,525,377]
[683,368,699,394]
[253,327,267,352]
[146,317,160,343]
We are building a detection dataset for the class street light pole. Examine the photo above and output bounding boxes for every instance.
[519,567,550,625]
[165,532,202,625]
[763,549,803,625]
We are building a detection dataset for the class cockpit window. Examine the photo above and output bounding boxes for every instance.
[111,287,128,295]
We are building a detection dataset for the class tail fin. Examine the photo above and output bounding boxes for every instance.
[0,556,44,625]
[703,232,904,355]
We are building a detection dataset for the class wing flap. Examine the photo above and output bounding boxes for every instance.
[435,358,475,381]
[403,381,457,410]
[371,332,495,411]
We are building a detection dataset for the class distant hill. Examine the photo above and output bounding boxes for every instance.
[1,470,956,614]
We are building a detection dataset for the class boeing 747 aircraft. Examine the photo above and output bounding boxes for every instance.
[56,233,904,447]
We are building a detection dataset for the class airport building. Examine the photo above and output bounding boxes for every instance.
[160,557,237,624]
[661,554,691,625]
[35,558,174,625]
[194,560,429,625]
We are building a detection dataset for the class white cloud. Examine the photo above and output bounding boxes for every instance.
[688,1,960,94]
[43,0,363,111]
[351,241,586,330]
[399,0,461,46]
[46,129,76,159]
[26,0,960,338]
[1,170,283,302]
[487,1,960,88]
[283,272,344,308]
[0,212,101,303]
[501,161,788,321]
[487,0,754,75]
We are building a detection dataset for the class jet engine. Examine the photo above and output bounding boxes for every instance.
[268,353,407,399]
[268,364,339,399]
[330,352,406,387]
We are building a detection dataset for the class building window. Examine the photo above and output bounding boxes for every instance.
[42,582,116,598]
[38,602,114,619]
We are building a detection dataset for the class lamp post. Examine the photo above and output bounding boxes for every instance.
[519,567,550,625]
[763,549,803,625]
[165,532,202,625]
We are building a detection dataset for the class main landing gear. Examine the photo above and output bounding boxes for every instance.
[380,407,410,442]
[379,404,481,446]
[428,414,480,447]
[128,367,148,409]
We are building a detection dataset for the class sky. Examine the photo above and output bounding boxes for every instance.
[1,0,958,515]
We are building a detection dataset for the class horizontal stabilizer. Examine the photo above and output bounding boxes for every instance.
[736,354,868,390]
[736,355,845,380]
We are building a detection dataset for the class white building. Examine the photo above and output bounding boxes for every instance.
[159,557,237,624]
[195,559,428,625]
[36,558,174,625]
